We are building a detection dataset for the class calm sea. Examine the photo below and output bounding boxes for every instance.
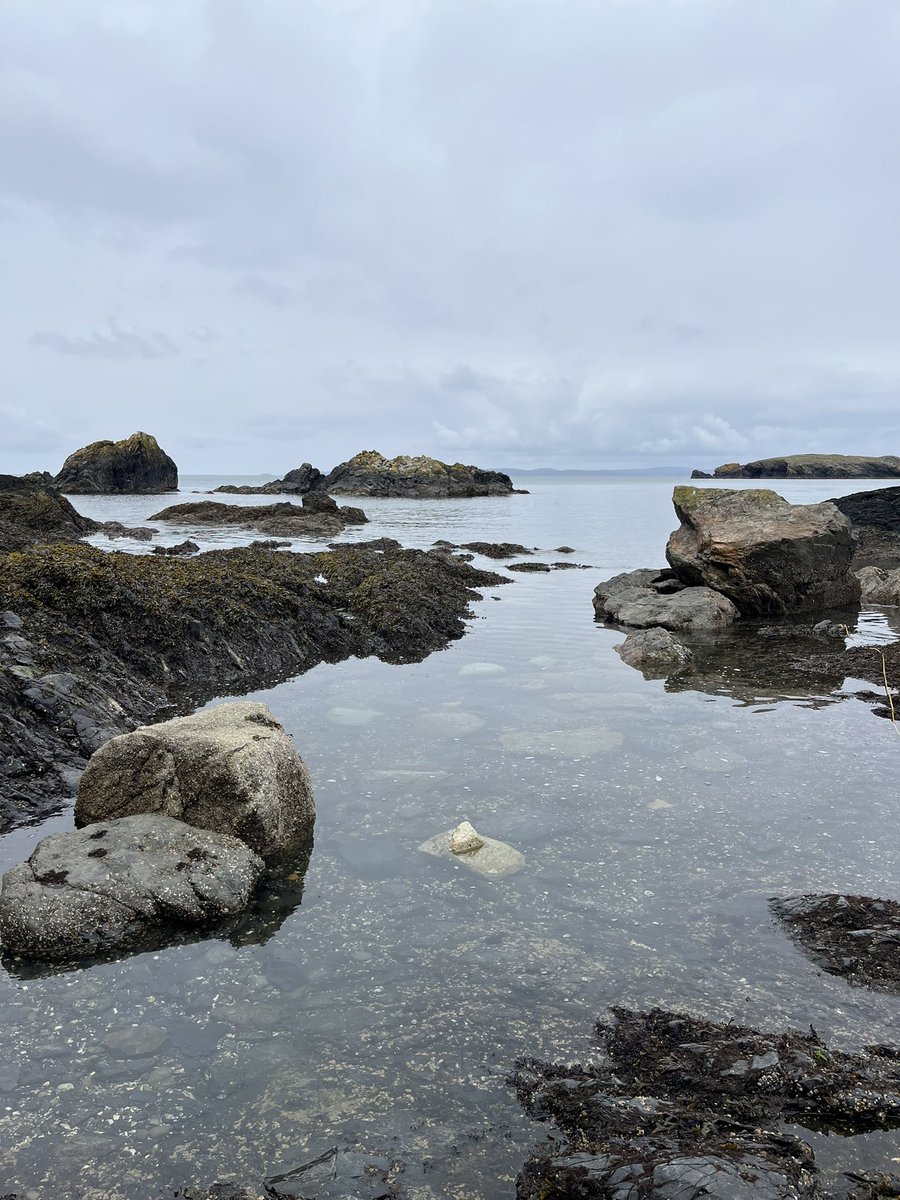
[1,475,898,1197]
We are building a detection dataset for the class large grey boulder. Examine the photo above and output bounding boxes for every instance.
[0,814,264,962]
[55,431,177,494]
[75,702,314,861]
[616,626,693,675]
[666,486,860,616]
[856,565,900,605]
[593,568,737,631]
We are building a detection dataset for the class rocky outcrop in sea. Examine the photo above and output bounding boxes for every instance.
[151,492,368,537]
[695,454,900,480]
[214,450,522,498]
[54,430,178,493]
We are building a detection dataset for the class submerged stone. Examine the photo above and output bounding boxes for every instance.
[418,828,524,878]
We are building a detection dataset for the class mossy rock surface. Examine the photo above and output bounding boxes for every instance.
[55,431,178,494]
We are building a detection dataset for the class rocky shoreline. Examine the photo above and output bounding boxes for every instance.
[0,540,506,833]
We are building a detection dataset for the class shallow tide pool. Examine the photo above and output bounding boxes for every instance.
[1,477,898,1197]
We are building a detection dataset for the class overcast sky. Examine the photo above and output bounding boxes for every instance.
[2,0,899,475]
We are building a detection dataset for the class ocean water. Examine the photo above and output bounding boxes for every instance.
[1,476,899,1197]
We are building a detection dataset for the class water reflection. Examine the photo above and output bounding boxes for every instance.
[611,607,900,710]
[2,844,313,981]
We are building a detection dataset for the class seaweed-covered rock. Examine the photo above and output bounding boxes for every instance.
[152,494,367,538]
[0,814,264,962]
[214,463,325,496]
[55,431,177,494]
[771,894,900,995]
[0,542,507,831]
[513,1007,900,1200]
[75,702,314,860]
[616,626,693,674]
[666,486,860,616]
[320,450,518,498]
[152,539,200,556]
[0,474,97,552]
[458,542,533,558]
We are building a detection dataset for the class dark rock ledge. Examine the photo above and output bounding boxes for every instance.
[512,1007,900,1199]
[772,894,900,995]
[0,541,507,833]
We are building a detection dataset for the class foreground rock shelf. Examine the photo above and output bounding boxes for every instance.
[513,1007,900,1199]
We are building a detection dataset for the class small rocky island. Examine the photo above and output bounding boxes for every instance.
[54,430,178,493]
[692,453,900,479]
[151,492,369,537]
[215,450,522,498]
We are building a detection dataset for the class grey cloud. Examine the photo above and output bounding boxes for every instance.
[234,275,297,308]
[0,1,898,474]
[29,320,179,360]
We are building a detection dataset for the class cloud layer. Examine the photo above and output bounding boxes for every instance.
[1,0,898,473]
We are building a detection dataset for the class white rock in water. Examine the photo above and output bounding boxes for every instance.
[418,828,525,879]
[449,820,485,854]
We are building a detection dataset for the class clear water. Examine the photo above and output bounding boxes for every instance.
[2,477,899,1197]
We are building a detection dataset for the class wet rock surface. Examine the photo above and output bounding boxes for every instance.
[594,568,738,631]
[54,431,178,494]
[512,1008,900,1199]
[151,494,368,538]
[75,702,315,861]
[0,814,265,963]
[771,894,900,995]
[616,626,693,675]
[0,543,507,831]
[856,566,900,604]
[666,487,860,616]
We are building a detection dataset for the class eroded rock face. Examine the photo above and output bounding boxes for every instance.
[593,567,738,631]
[75,702,315,860]
[771,894,900,995]
[0,814,264,962]
[55,431,178,494]
[513,1007,900,1200]
[666,486,860,616]
[856,566,900,604]
[616,626,693,675]
[320,450,518,498]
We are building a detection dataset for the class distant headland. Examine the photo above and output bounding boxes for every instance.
[691,454,900,480]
